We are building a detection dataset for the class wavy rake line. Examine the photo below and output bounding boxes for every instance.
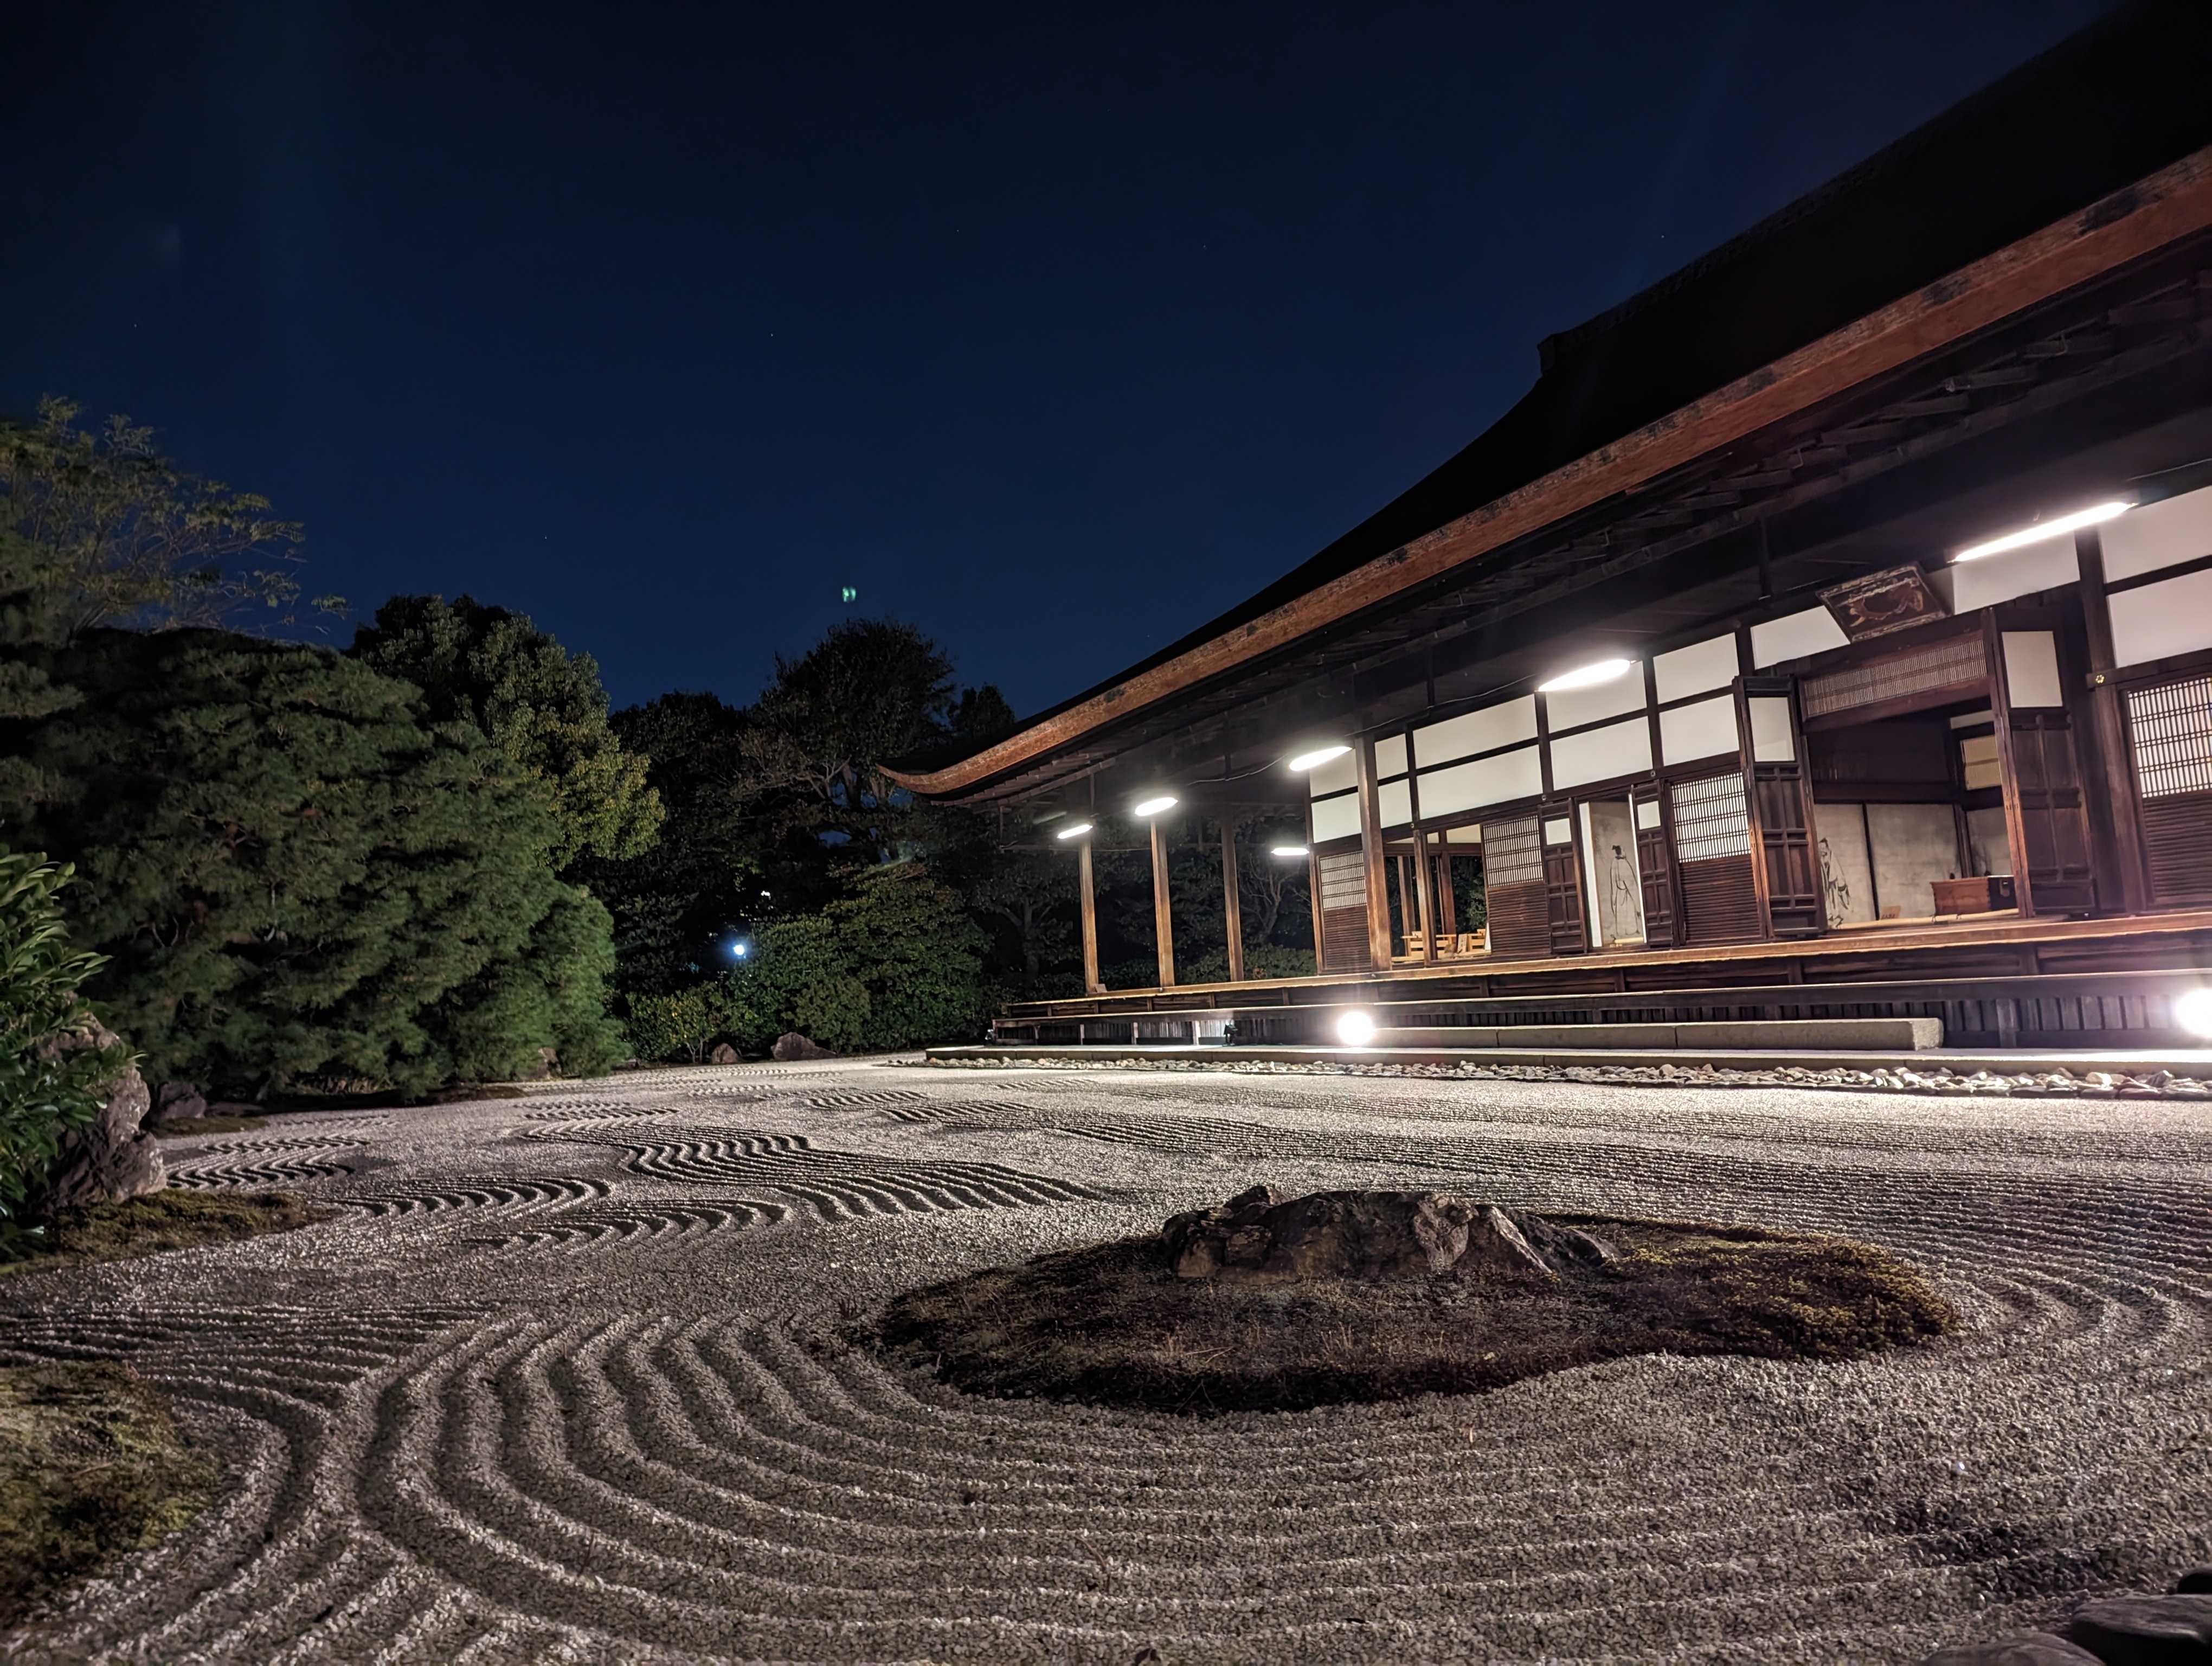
[472,1199,789,1248]
[332,1175,614,1218]
[169,1133,369,1154]
[168,1152,358,1189]
[805,1090,930,1110]
[550,1128,1104,1219]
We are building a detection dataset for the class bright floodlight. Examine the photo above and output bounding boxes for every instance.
[1270,844,1309,857]
[1537,657,1634,694]
[728,940,749,959]
[1132,794,1178,817]
[1954,500,2131,562]
[1285,744,1351,772]
[2175,987,2212,1040]
[1336,1009,1377,1047]
[1054,821,1094,840]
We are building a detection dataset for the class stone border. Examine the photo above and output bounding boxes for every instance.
[927,1053,2212,1099]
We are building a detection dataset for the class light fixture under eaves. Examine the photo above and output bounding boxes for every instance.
[1537,657,1634,694]
[1269,844,1309,858]
[1953,499,2132,562]
[1054,821,1094,841]
[1131,794,1179,818]
[1285,744,1351,772]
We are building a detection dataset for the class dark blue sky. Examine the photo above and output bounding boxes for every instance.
[5,1,2107,714]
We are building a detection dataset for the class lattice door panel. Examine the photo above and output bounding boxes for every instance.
[1481,814,1549,959]
[1315,849,1372,971]
[1669,772,1761,945]
[2125,673,2212,907]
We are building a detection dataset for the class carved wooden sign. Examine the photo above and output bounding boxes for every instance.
[1817,564,1951,642]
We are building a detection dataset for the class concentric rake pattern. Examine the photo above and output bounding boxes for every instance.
[4,1068,2207,1665]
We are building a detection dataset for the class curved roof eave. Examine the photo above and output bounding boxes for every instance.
[886,142,2212,803]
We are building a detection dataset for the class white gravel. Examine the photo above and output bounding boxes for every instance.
[3,1059,2208,1664]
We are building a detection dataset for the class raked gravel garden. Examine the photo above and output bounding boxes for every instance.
[2,1057,2208,1664]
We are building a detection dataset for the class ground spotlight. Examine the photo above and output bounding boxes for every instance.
[2175,986,2212,1040]
[1336,1009,1376,1047]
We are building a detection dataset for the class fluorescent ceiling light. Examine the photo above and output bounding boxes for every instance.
[1054,821,1094,841]
[1954,500,2131,562]
[1537,658,1634,694]
[1285,744,1351,772]
[1131,795,1178,817]
[1336,1009,1376,1047]
[1269,844,1309,858]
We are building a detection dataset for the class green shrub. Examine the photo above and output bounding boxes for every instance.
[728,865,989,1053]
[0,854,126,1222]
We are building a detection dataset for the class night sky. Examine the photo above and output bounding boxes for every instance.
[5,1,2109,716]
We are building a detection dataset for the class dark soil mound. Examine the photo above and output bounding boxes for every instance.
[880,1188,1957,1413]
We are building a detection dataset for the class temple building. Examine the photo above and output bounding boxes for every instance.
[889,3,2212,1053]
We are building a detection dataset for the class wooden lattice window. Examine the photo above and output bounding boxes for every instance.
[1801,633,1985,720]
[1668,772,1752,861]
[2125,674,2212,799]
[2125,673,2212,908]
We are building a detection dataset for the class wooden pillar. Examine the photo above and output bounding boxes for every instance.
[1077,837,1104,995]
[1218,817,1245,984]
[2075,529,2147,914]
[1982,611,2037,919]
[1305,800,1326,974]
[1354,736,1393,970]
[1149,815,1176,988]
[1413,828,1438,963]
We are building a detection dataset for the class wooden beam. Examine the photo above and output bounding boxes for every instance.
[882,147,2212,799]
[1149,816,1176,988]
[1077,838,1104,995]
[1219,817,1245,983]
[1355,737,1394,971]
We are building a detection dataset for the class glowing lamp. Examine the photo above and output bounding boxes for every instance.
[1954,500,2131,562]
[1285,744,1351,772]
[2175,987,2212,1040]
[1270,844,1309,858]
[1537,658,1634,694]
[1132,795,1178,817]
[1336,1010,1376,1047]
[728,940,750,960]
[1054,821,1094,840]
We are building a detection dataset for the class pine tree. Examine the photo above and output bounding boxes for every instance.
[2,629,620,1092]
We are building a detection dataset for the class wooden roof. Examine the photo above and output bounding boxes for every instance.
[890,2,2212,806]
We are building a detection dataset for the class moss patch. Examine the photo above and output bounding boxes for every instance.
[1,1190,324,1277]
[0,1361,216,1625]
[880,1214,1959,1413]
